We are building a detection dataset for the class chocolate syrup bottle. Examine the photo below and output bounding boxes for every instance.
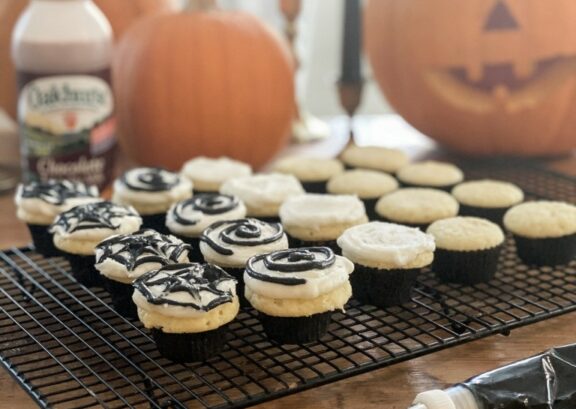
[11,0,116,189]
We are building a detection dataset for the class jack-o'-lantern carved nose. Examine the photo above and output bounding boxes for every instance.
[484,0,519,31]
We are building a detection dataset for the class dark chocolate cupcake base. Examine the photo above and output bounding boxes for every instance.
[220,267,249,308]
[351,265,420,308]
[399,181,458,193]
[64,253,104,287]
[170,234,203,263]
[254,216,281,224]
[375,216,430,232]
[152,326,228,362]
[102,276,138,319]
[301,180,328,194]
[259,311,332,344]
[458,204,509,228]
[288,236,341,255]
[27,224,61,257]
[362,198,380,221]
[432,245,503,285]
[513,233,576,266]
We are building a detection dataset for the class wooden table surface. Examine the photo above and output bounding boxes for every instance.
[1,116,575,409]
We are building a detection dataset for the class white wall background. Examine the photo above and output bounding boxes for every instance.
[206,0,393,116]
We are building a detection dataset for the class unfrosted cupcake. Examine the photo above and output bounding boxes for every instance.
[112,167,192,234]
[504,201,576,266]
[95,229,191,319]
[340,145,409,174]
[50,201,142,287]
[279,194,368,252]
[397,161,464,191]
[166,194,247,261]
[133,263,239,362]
[327,170,399,219]
[452,180,524,226]
[245,247,353,344]
[271,156,344,193]
[338,222,435,307]
[220,173,305,223]
[181,156,252,193]
[427,217,505,284]
[15,180,101,256]
[200,218,289,307]
[375,188,459,230]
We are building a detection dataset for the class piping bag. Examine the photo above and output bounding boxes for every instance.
[409,343,576,409]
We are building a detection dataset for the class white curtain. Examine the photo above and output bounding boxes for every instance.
[209,0,392,117]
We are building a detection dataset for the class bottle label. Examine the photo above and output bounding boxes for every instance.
[18,72,116,188]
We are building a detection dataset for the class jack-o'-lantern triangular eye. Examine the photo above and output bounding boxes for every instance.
[484,0,519,31]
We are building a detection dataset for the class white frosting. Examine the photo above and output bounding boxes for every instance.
[112,168,192,215]
[95,230,191,283]
[244,253,354,300]
[165,197,247,237]
[279,194,367,227]
[15,182,101,225]
[219,173,305,214]
[181,157,253,191]
[200,219,289,267]
[132,266,237,318]
[337,222,436,267]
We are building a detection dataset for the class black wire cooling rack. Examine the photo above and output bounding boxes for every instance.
[1,160,576,409]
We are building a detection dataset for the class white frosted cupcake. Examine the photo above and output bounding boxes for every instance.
[220,173,305,222]
[396,161,464,191]
[427,217,505,284]
[327,169,399,219]
[181,156,252,193]
[280,194,368,252]
[375,188,459,230]
[245,247,353,344]
[271,156,344,193]
[504,201,576,266]
[452,179,524,226]
[133,263,239,362]
[95,229,191,318]
[15,180,101,256]
[166,193,247,261]
[200,218,289,307]
[338,222,435,307]
[50,201,142,287]
[112,167,192,233]
[340,145,410,174]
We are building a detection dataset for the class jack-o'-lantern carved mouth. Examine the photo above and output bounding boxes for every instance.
[426,55,576,113]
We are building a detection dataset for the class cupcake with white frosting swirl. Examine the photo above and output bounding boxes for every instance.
[95,229,192,318]
[181,156,252,193]
[50,201,142,287]
[166,193,247,261]
[200,218,289,306]
[245,247,354,344]
[133,263,239,362]
[220,173,305,223]
[15,179,101,256]
[338,222,435,307]
[112,167,192,233]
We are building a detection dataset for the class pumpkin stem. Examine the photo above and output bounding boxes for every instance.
[187,0,217,11]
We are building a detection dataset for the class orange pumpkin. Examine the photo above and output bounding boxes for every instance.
[365,0,576,156]
[0,0,180,118]
[113,9,295,170]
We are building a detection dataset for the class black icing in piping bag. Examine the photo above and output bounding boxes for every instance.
[409,343,576,409]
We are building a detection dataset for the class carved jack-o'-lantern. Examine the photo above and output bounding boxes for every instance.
[365,0,576,156]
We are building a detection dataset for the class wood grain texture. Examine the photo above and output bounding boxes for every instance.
[0,120,574,409]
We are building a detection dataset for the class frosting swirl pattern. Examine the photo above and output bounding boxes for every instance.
[120,168,180,192]
[133,263,236,314]
[95,229,191,282]
[244,247,354,299]
[166,194,246,236]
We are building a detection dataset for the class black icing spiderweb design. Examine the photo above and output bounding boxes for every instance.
[121,168,180,192]
[51,202,139,233]
[96,229,191,271]
[19,180,98,206]
[134,264,236,311]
